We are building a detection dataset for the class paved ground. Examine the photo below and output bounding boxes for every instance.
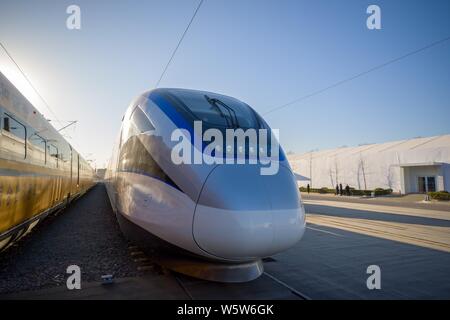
[1,184,449,299]
[0,184,300,300]
[301,192,450,211]
[303,199,450,252]
[266,199,450,299]
[0,184,141,294]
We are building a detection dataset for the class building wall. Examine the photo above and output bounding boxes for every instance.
[288,136,450,193]
[443,164,450,191]
[289,150,403,191]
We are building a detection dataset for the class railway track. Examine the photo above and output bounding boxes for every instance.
[262,272,311,300]
[128,245,312,300]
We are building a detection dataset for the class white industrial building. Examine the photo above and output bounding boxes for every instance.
[288,135,450,194]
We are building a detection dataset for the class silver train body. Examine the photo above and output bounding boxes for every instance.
[105,88,305,281]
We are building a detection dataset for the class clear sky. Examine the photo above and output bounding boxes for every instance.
[1,0,449,168]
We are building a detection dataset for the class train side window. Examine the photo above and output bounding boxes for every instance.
[119,128,123,148]
[2,114,27,158]
[48,144,58,167]
[3,115,26,140]
[3,117,10,131]
[29,133,46,149]
[3,115,26,139]
[131,106,155,133]
[121,121,131,146]
[59,145,69,163]
[121,106,154,147]
[29,133,47,164]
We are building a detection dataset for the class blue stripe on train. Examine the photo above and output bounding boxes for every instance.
[148,91,286,162]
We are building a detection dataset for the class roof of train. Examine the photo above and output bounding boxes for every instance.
[0,71,92,166]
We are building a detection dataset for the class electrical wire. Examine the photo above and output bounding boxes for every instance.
[154,0,204,88]
[0,41,64,128]
[263,35,450,116]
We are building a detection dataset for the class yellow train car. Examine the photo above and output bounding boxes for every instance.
[0,71,95,251]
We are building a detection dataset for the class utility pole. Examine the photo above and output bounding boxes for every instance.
[309,149,318,188]
[335,156,339,186]
[360,154,367,190]
[309,151,313,188]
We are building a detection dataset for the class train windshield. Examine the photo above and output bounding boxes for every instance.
[166,89,261,129]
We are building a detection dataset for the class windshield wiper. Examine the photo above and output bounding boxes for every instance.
[204,95,239,128]
[204,95,230,126]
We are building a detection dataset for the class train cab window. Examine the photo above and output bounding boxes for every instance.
[162,89,274,158]
[166,89,260,130]
[2,114,26,158]
[131,106,155,133]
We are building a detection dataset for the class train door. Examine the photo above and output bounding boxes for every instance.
[0,108,3,157]
[69,145,73,199]
[77,154,80,188]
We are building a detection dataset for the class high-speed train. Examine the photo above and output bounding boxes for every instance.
[0,72,96,252]
[105,88,305,282]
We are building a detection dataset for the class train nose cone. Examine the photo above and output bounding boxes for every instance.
[193,164,305,261]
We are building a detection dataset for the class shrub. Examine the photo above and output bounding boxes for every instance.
[428,191,450,201]
[299,186,393,196]
[374,188,393,196]
[349,189,365,196]
[348,187,392,196]
[299,187,335,194]
[318,187,329,194]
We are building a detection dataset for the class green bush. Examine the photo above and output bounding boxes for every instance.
[428,191,450,201]
[299,186,393,196]
[374,188,393,196]
[299,187,335,194]
[349,188,367,196]
[318,187,329,194]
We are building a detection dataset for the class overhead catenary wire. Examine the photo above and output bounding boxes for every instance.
[57,120,78,132]
[0,41,64,128]
[154,0,204,88]
[263,35,450,116]
[0,41,91,160]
